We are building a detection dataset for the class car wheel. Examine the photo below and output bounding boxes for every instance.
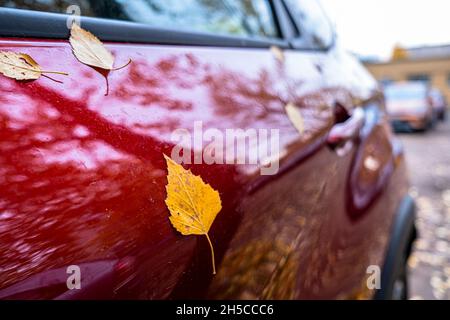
[391,261,408,300]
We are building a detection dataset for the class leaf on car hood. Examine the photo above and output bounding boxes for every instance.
[0,51,68,81]
[69,22,131,71]
[164,154,222,274]
[285,102,305,135]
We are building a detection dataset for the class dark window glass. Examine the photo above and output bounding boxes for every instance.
[407,74,430,83]
[284,0,333,49]
[0,0,279,38]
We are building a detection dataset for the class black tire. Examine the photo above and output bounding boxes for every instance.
[375,196,416,300]
[390,258,408,300]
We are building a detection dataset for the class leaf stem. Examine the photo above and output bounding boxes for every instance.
[42,74,64,84]
[205,233,216,275]
[104,75,110,96]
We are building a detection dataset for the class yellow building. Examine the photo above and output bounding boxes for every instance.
[364,44,450,104]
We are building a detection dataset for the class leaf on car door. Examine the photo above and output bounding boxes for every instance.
[285,102,305,135]
[270,45,285,63]
[164,154,222,274]
[0,51,68,81]
[69,22,131,71]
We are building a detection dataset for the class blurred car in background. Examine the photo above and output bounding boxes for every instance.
[384,82,434,132]
[430,88,447,121]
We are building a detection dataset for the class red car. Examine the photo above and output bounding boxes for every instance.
[0,0,415,300]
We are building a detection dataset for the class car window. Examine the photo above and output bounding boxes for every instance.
[385,86,427,100]
[284,0,333,49]
[0,0,279,38]
[407,74,430,83]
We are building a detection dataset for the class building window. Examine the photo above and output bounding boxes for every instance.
[408,74,430,83]
[380,77,393,86]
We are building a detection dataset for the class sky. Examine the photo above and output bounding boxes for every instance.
[320,0,450,60]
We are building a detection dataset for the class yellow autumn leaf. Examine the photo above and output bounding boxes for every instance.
[270,45,285,63]
[164,154,222,274]
[69,22,131,71]
[0,51,68,81]
[285,102,305,135]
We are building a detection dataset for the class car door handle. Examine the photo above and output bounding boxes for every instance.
[327,106,365,147]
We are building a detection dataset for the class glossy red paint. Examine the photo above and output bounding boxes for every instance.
[0,37,409,299]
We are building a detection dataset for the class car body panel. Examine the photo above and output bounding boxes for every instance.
[0,35,409,299]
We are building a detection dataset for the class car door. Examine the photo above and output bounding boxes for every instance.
[206,0,409,300]
[0,0,407,299]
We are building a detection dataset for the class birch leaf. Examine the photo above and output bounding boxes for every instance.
[270,45,285,63]
[69,22,131,71]
[164,154,222,274]
[285,102,305,135]
[0,51,67,81]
